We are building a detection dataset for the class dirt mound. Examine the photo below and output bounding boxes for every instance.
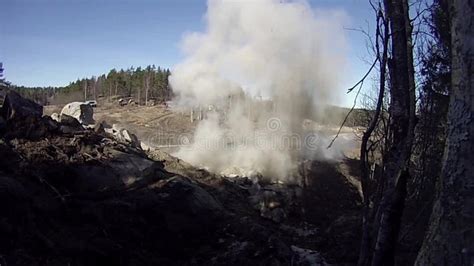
[0,92,363,265]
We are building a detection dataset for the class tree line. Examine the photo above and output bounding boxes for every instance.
[6,65,172,105]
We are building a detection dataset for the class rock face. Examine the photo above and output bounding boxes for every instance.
[60,102,94,125]
[0,90,42,121]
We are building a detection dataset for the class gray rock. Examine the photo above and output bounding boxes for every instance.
[60,114,82,127]
[59,114,84,133]
[50,113,60,122]
[109,124,140,148]
[104,148,158,185]
[41,115,60,132]
[0,90,42,121]
[60,102,94,125]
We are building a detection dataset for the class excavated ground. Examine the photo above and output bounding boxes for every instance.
[1,95,363,265]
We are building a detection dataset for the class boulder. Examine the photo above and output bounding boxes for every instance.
[59,114,84,133]
[0,90,42,121]
[60,114,82,128]
[0,91,56,139]
[60,102,94,125]
[40,116,60,133]
[104,148,160,185]
[145,147,212,179]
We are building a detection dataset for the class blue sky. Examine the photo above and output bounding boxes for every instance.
[1,0,375,106]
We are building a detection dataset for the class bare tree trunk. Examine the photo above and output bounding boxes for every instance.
[358,7,389,265]
[83,80,87,101]
[138,86,141,105]
[93,77,97,101]
[415,0,474,264]
[370,0,416,264]
[145,75,149,106]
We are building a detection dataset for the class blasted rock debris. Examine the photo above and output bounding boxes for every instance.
[0,90,43,121]
[0,92,363,265]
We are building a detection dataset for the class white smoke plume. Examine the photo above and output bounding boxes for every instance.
[169,0,349,181]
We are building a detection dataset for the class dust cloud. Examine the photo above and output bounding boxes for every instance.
[169,0,349,181]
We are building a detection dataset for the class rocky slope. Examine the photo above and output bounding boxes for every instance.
[0,90,362,265]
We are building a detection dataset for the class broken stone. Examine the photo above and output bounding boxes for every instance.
[104,148,158,185]
[41,116,60,132]
[93,121,105,134]
[0,90,42,121]
[0,92,51,139]
[50,112,60,122]
[121,129,138,145]
[108,124,141,148]
[145,147,213,179]
[140,141,151,151]
[59,114,84,134]
[60,102,94,125]
[60,114,82,128]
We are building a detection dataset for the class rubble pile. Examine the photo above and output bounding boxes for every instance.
[0,91,362,265]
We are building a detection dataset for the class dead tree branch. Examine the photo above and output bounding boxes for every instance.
[327,78,366,149]
[327,3,381,149]
[357,4,389,264]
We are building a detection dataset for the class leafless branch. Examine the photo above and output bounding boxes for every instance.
[327,78,365,149]
[347,58,378,94]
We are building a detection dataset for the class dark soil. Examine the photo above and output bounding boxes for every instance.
[0,91,363,265]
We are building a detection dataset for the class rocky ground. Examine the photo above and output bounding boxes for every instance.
[44,102,195,150]
[1,91,363,265]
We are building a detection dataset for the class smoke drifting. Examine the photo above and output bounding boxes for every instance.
[170,0,348,181]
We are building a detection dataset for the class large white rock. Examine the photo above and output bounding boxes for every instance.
[60,102,94,125]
